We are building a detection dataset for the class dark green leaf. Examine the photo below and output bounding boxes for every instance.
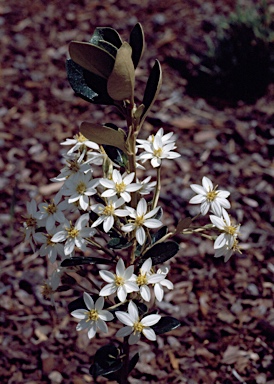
[69,41,115,79]
[90,27,123,49]
[103,145,128,167]
[107,237,132,250]
[66,59,114,105]
[152,316,181,335]
[90,344,122,379]
[129,23,145,68]
[151,226,168,244]
[60,256,114,267]
[129,353,139,373]
[141,60,162,125]
[139,241,180,266]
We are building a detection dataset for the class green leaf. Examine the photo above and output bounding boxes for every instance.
[103,145,128,167]
[69,41,115,79]
[129,353,139,373]
[141,60,162,124]
[60,256,114,267]
[66,59,114,105]
[80,121,126,152]
[151,226,168,244]
[129,23,145,68]
[90,344,122,379]
[107,42,135,101]
[140,241,180,266]
[90,27,123,49]
[107,237,132,250]
[152,316,181,335]
[175,217,192,234]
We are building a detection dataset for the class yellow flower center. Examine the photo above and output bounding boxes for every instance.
[153,148,163,157]
[46,234,54,246]
[133,321,144,333]
[45,202,57,215]
[135,215,145,227]
[115,275,125,287]
[102,205,115,216]
[87,309,99,321]
[75,133,87,143]
[115,182,126,194]
[224,225,237,236]
[136,273,148,286]
[66,225,79,238]
[206,190,218,202]
[41,283,53,298]
[67,160,80,173]
[25,217,37,227]
[76,181,87,195]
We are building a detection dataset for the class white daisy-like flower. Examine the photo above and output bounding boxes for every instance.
[189,176,231,217]
[138,176,157,195]
[51,213,95,255]
[23,199,44,251]
[115,300,161,345]
[62,173,99,211]
[153,266,174,302]
[71,293,114,339]
[61,133,99,155]
[137,128,180,168]
[52,152,92,182]
[99,258,139,302]
[137,127,177,147]
[210,208,240,251]
[91,197,129,233]
[121,198,162,246]
[135,258,166,301]
[37,195,66,232]
[214,238,241,262]
[34,226,66,263]
[100,170,142,203]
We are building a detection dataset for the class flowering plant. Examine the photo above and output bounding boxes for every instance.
[23,23,242,383]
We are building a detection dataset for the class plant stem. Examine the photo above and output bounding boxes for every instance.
[120,337,130,384]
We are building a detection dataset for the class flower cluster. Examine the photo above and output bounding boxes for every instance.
[189,176,241,261]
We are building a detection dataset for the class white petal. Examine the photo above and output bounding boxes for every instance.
[136,227,146,245]
[99,283,117,297]
[117,286,127,302]
[95,296,104,311]
[128,332,141,345]
[99,310,114,321]
[143,219,162,228]
[140,285,151,301]
[84,292,94,310]
[96,318,108,333]
[116,258,125,276]
[154,284,164,301]
[99,270,115,283]
[115,311,134,326]
[141,314,161,327]
[190,184,206,195]
[202,176,213,191]
[71,309,87,319]
[128,301,139,321]
[87,324,97,339]
[137,198,147,216]
[142,327,156,341]
[116,326,133,338]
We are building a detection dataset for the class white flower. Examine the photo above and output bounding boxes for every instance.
[137,128,180,168]
[52,152,92,182]
[189,176,231,217]
[61,133,99,155]
[100,170,141,203]
[51,213,95,255]
[210,209,240,253]
[135,258,165,301]
[34,226,66,263]
[99,258,139,302]
[38,195,66,232]
[71,293,114,339]
[153,266,174,302]
[138,176,157,195]
[121,198,162,246]
[91,197,128,233]
[23,199,43,251]
[214,239,241,262]
[62,173,98,211]
[115,301,161,345]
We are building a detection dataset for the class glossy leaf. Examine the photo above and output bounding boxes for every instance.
[80,121,126,152]
[139,241,179,266]
[107,237,132,250]
[69,41,115,79]
[129,23,145,68]
[103,145,128,167]
[129,353,139,373]
[151,226,168,244]
[90,27,123,49]
[90,344,122,379]
[66,59,114,105]
[107,42,135,101]
[152,316,181,335]
[60,256,114,267]
[141,60,162,124]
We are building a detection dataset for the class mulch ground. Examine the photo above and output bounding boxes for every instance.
[1,0,274,383]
